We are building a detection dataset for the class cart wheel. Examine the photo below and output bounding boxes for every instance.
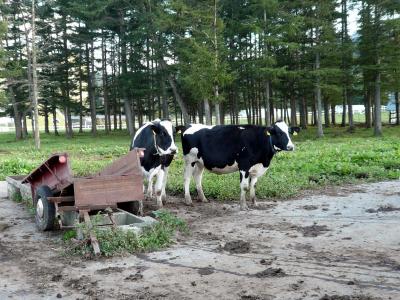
[34,185,55,231]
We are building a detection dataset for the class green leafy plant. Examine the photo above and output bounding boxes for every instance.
[65,210,188,257]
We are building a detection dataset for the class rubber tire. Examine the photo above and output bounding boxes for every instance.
[34,185,55,231]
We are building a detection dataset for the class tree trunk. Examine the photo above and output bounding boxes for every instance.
[9,86,23,140]
[62,15,72,139]
[316,52,323,137]
[31,0,40,148]
[118,98,122,130]
[347,87,354,132]
[174,98,178,125]
[213,0,220,125]
[204,99,211,125]
[102,32,109,134]
[161,76,169,119]
[300,97,307,129]
[324,100,330,127]
[395,91,399,125]
[44,102,49,134]
[312,103,316,126]
[331,104,336,125]
[52,106,59,136]
[119,11,134,136]
[365,88,372,128]
[265,80,271,126]
[305,101,308,126]
[79,60,83,133]
[341,0,350,131]
[214,103,221,125]
[198,101,204,124]
[290,94,296,126]
[89,40,97,136]
[374,65,382,136]
[158,58,190,125]
[220,103,225,124]
[21,112,28,139]
[166,74,190,125]
[341,96,347,127]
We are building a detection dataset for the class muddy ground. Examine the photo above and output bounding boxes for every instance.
[0,180,399,300]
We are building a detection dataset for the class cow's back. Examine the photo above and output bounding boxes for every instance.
[182,125,252,171]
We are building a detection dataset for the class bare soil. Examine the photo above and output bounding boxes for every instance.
[1,180,400,300]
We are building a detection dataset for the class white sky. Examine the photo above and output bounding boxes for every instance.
[348,7,359,36]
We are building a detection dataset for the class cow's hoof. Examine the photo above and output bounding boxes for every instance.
[199,197,209,203]
[161,193,167,202]
[156,200,163,209]
[240,204,249,211]
[251,199,258,207]
[184,196,193,206]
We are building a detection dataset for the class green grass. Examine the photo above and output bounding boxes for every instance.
[65,210,188,257]
[1,125,400,201]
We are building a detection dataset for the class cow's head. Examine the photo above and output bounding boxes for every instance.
[266,121,300,152]
[150,120,178,155]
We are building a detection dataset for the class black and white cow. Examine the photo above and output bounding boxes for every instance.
[181,121,299,210]
[131,119,178,208]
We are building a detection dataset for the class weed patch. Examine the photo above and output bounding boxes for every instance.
[65,210,188,257]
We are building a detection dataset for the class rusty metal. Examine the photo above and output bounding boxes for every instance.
[22,153,73,201]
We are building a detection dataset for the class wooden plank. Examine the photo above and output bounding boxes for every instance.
[97,150,143,177]
[57,206,78,212]
[48,196,75,204]
[82,211,101,256]
[74,175,143,209]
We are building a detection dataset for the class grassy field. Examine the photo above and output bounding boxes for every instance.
[1,125,400,201]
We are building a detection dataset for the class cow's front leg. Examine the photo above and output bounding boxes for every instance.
[183,160,194,205]
[193,164,207,203]
[249,176,258,207]
[161,167,169,203]
[146,170,157,199]
[154,169,165,208]
[240,171,250,210]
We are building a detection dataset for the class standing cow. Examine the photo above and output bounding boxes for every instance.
[181,121,299,210]
[131,119,178,208]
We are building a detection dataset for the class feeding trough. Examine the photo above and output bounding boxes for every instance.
[6,149,155,255]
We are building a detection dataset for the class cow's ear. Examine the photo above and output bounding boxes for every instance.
[265,127,275,136]
[289,127,300,135]
[175,125,186,135]
[150,124,160,134]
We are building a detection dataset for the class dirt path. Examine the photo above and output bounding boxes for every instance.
[0,180,399,300]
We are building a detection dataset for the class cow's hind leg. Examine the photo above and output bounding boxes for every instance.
[154,169,165,208]
[239,171,250,210]
[184,158,195,206]
[249,176,258,207]
[161,167,169,203]
[193,164,207,203]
